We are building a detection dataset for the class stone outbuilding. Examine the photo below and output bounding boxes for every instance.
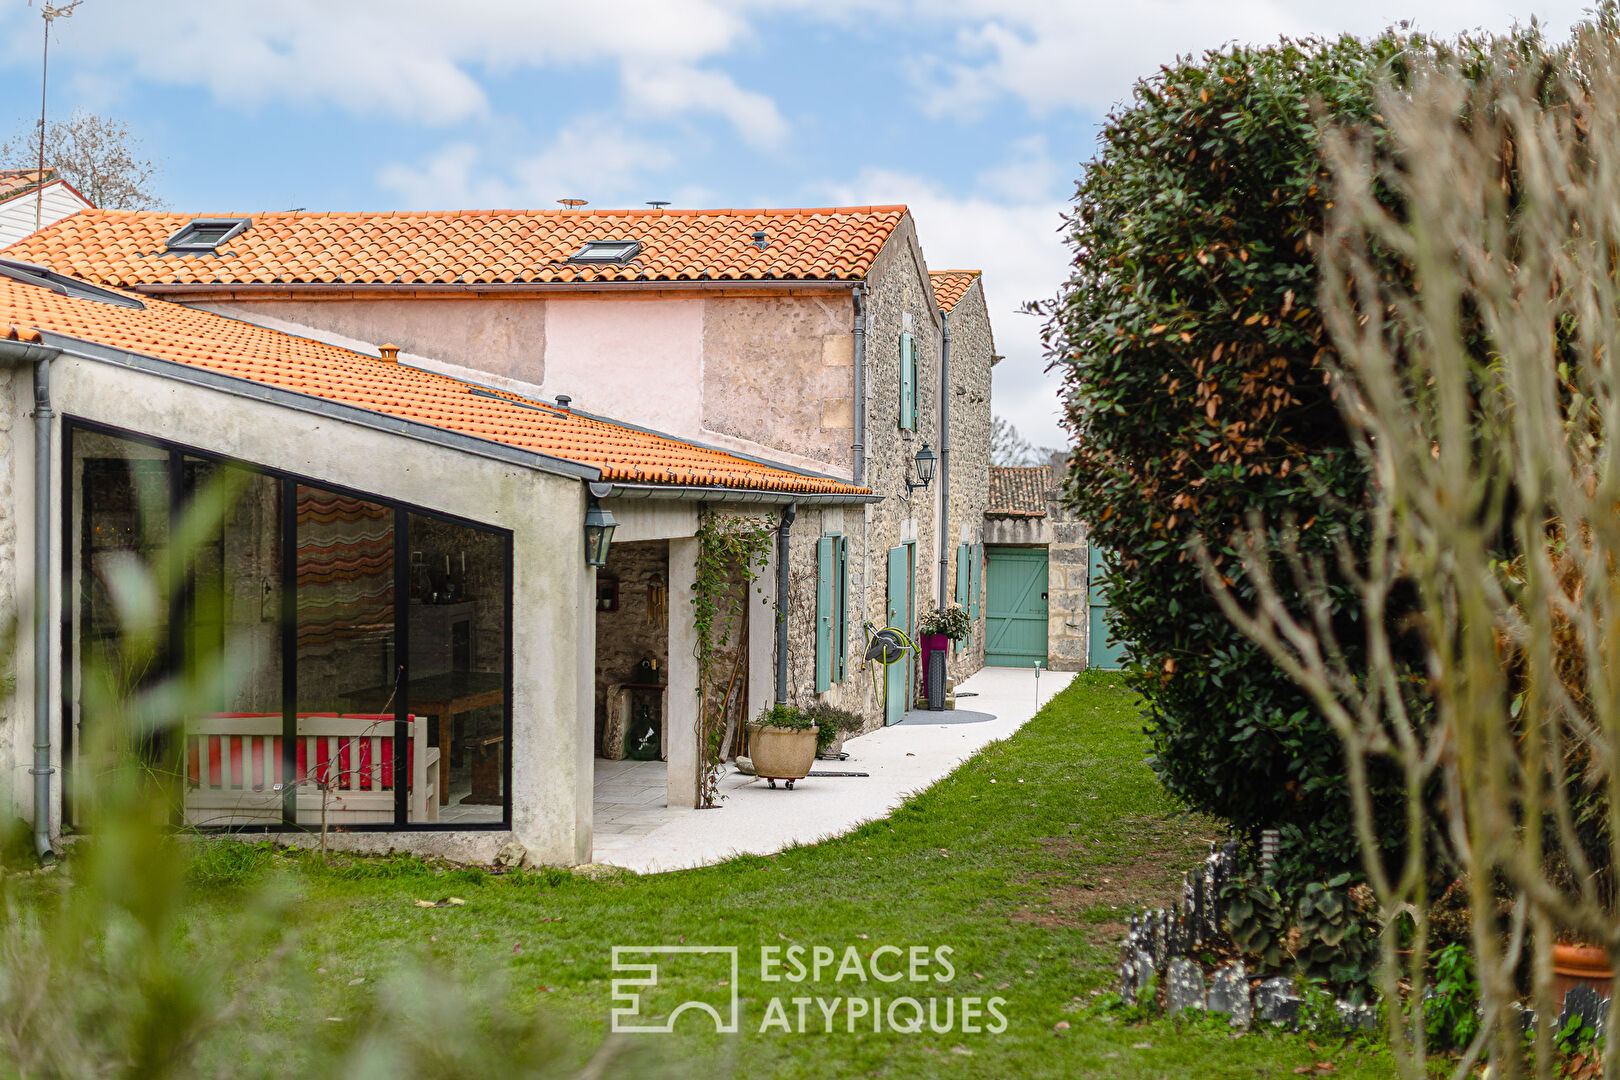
[982,462,1119,672]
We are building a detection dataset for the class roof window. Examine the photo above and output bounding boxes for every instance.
[0,258,145,309]
[165,217,252,252]
[568,240,641,264]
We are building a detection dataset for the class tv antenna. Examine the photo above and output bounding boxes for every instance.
[31,1,82,232]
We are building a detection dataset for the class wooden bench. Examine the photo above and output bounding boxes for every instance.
[184,713,440,826]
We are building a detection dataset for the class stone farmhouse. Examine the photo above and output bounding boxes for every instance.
[0,204,994,863]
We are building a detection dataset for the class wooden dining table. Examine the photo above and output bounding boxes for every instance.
[343,670,506,805]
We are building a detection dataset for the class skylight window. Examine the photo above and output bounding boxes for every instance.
[0,258,145,309]
[568,240,641,264]
[165,217,252,253]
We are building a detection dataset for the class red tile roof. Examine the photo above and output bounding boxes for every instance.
[4,206,909,291]
[0,169,57,203]
[0,270,868,496]
[929,270,980,313]
[987,466,1051,517]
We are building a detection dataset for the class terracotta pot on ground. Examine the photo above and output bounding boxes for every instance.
[746,724,818,789]
[1553,943,1613,1010]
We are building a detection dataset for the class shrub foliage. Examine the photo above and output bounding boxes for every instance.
[1042,34,1422,890]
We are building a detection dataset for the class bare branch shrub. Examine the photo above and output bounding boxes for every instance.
[1200,22,1620,1080]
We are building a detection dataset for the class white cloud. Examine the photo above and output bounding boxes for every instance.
[1,1,768,133]
[623,65,788,149]
[377,121,678,210]
[914,0,1595,118]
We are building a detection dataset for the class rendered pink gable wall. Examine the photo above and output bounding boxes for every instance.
[540,299,704,436]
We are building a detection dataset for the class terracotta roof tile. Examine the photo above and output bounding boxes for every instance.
[987,466,1051,517]
[0,272,867,497]
[929,269,980,313]
[0,168,56,203]
[5,206,909,291]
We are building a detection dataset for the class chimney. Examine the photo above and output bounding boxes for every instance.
[558,199,588,210]
[751,229,769,250]
[555,394,572,413]
[378,343,399,362]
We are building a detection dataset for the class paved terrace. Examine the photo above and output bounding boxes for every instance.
[593,666,1076,874]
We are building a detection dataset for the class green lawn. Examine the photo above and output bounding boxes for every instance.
[188,673,1392,1078]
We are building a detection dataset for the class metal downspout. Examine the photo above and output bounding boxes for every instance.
[29,349,58,861]
[851,285,866,486]
[938,310,951,609]
[774,503,796,705]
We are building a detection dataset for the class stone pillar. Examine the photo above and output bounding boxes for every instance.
[1046,522,1089,672]
[573,561,598,863]
[746,541,776,736]
[666,536,700,809]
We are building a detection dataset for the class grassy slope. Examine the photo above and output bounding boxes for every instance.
[198,673,1392,1079]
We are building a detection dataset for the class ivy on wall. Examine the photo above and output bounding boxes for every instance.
[691,511,776,807]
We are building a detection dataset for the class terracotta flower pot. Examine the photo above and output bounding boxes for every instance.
[1553,943,1613,1010]
[746,724,818,788]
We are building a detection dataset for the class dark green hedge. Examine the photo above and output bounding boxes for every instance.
[1042,34,1423,892]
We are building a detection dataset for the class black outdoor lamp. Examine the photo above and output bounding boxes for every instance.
[583,494,618,567]
[905,442,938,499]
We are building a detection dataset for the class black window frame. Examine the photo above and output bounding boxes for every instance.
[164,217,252,253]
[567,240,641,264]
[61,417,515,834]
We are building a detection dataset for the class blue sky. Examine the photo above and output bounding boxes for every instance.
[0,0,1592,450]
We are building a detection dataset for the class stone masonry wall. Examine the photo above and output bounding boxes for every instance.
[593,540,670,754]
[941,279,992,682]
[844,218,942,730]
[702,295,855,471]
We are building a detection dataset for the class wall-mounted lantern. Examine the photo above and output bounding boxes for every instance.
[904,442,938,501]
[584,498,618,567]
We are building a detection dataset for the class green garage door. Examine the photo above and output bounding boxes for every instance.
[985,547,1048,667]
[1088,545,1128,669]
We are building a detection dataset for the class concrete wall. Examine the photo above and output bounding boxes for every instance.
[9,354,597,864]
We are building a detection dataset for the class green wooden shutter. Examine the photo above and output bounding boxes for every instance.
[969,543,983,623]
[816,536,835,692]
[836,535,849,682]
[955,544,969,605]
[899,331,915,431]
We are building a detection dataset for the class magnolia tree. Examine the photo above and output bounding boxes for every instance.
[1203,22,1620,1079]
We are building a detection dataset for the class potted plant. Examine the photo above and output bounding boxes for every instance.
[803,702,865,757]
[747,704,818,789]
[918,604,971,654]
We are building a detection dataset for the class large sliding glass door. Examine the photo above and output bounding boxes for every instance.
[64,419,513,832]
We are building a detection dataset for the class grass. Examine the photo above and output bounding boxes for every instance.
[186,673,1393,1078]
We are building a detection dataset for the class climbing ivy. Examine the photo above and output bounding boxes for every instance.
[691,511,776,807]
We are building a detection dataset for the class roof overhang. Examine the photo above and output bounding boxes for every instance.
[129,279,864,302]
[593,481,879,506]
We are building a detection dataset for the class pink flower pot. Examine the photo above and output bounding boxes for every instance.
[923,634,950,653]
